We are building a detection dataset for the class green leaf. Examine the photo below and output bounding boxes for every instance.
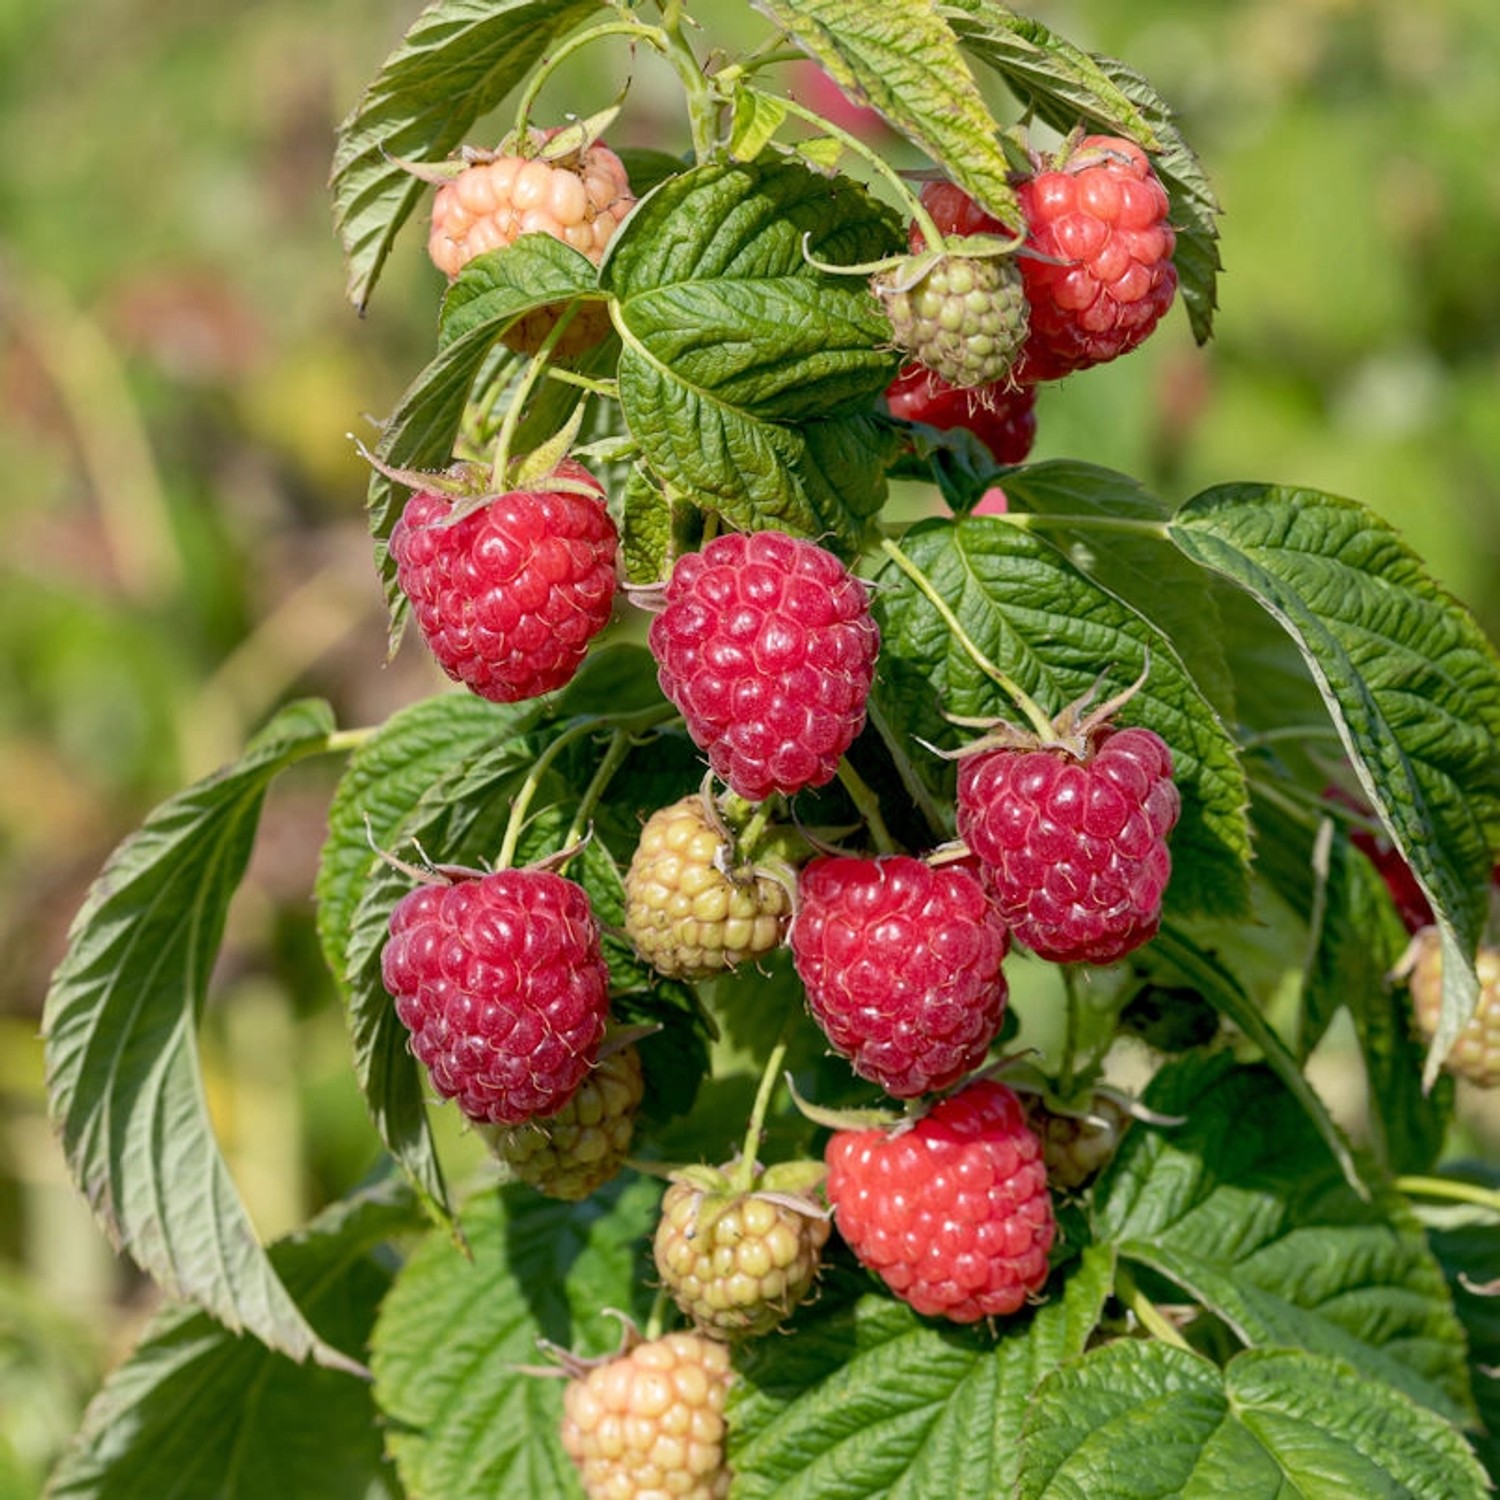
[437,234,601,350]
[749,0,1019,226]
[331,0,604,311]
[619,464,676,585]
[1168,483,1500,1083]
[603,159,902,547]
[41,702,354,1371]
[870,517,1251,920]
[1018,1340,1489,1500]
[729,86,789,163]
[1093,1053,1475,1425]
[729,1247,1114,1499]
[47,1179,419,1500]
[372,1179,660,1500]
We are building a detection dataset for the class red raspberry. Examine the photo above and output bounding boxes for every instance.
[824,1079,1055,1322]
[1014,135,1178,379]
[380,868,610,1125]
[956,725,1179,965]
[428,130,634,356]
[561,1330,734,1500]
[648,531,880,802]
[790,855,1010,1097]
[885,363,1038,465]
[390,459,619,704]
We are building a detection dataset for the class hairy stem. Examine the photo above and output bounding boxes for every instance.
[733,1038,791,1192]
[836,758,898,855]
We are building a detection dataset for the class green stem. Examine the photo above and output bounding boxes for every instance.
[996,511,1169,541]
[642,1285,671,1341]
[1238,724,1348,751]
[1116,1265,1192,1351]
[561,728,634,854]
[544,367,620,398]
[878,537,1054,740]
[1396,1175,1500,1215]
[658,2,716,160]
[733,1039,790,1192]
[735,797,777,855]
[836,758,898,855]
[324,727,376,757]
[489,306,580,490]
[865,694,950,842]
[1059,966,1082,1099]
[511,20,667,142]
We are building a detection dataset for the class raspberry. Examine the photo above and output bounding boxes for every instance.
[824,1079,1055,1322]
[653,1164,831,1338]
[428,130,634,356]
[957,724,1179,965]
[1022,1091,1130,1190]
[623,795,792,978]
[380,868,610,1125]
[885,363,1038,465]
[390,458,619,704]
[790,855,1010,1098]
[481,1043,643,1200]
[648,531,880,802]
[561,1330,734,1500]
[1014,135,1178,380]
[873,248,1028,389]
[1401,927,1500,1087]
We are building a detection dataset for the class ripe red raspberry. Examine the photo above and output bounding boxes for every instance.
[481,1043,643,1200]
[1014,134,1178,380]
[561,1330,734,1500]
[390,459,618,704]
[957,724,1179,965]
[1401,928,1500,1088]
[648,531,880,802]
[623,794,792,978]
[885,363,1038,465]
[790,855,1010,1098]
[653,1164,831,1338]
[428,131,634,356]
[825,1079,1055,1322]
[380,868,610,1125]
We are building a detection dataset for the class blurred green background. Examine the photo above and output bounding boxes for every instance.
[2,0,1498,1491]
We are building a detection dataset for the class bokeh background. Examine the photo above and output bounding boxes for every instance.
[3,0,1498,1491]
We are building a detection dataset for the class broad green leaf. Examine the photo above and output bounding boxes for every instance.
[41,702,354,1371]
[1094,1053,1474,1424]
[950,5,1221,344]
[1169,484,1500,1082]
[750,0,1019,226]
[372,1179,660,1500]
[869,516,1251,920]
[47,1179,419,1500]
[332,0,604,311]
[603,159,902,546]
[437,234,601,350]
[730,86,789,162]
[1018,1340,1489,1500]
[619,464,676,584]
[729,1248,1114,1499]
[1000,462,1236,721]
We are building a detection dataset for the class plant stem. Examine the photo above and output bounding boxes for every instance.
[544,367,620,398]
[835,758,898,855]
[658,2,716,160]
[489,307,580,491]
[733,1038,790,1192]
[562,728,633,853]
[1396,1175,1500,1215]
[1059,966,1082,1099]
[1116,1265,1192,1351]
[511,20,667,142]
[878,537,1054,740]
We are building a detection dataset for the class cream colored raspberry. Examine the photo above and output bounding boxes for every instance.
[624,796,792,979]
[561,1331,734,1500]
[1403,927,1500,1087]
[1023,1091,1131,1190]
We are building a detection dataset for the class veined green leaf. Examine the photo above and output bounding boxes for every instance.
[1018,1340,1489,1499]
[729,1248,1114,1499]
[1168,483,1500,1084]
[371,1179,660,1500]
[1094,1053,1475,1425]
[751,0,1018,226]
[47,1179,419,1500]
[332,0,604,311]
[41,702,355,1370]
[870,516,1251,920]
[437,234,601,350]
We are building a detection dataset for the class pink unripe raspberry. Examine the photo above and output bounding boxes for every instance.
[825,1079,1055,1322]
[790,855,1010,1098]
[648,531,880,802]
[389,458,618,704]
[957,725,1179,966]
[380,868,610,1125]
[1014,135,1178,380]
[561,1330,734,1500]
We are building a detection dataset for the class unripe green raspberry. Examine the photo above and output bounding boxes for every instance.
[653,1163,831,1339]
[624,795,792,979]
[873,248,1028,389]
[481,1045,644,1200]
[561,1329,734,1500]
[1403,927,1500,1087]
[1023,1091,1131,1190]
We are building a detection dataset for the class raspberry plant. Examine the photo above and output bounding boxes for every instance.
[38,1,1500,1495]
